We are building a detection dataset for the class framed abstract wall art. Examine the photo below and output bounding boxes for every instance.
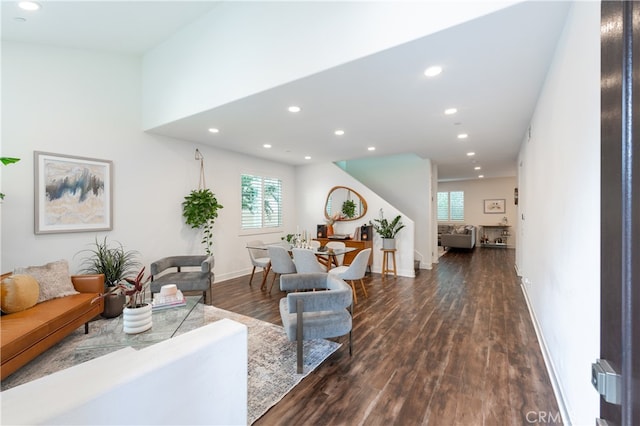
[483,198,506,214]
[34,151,113,234]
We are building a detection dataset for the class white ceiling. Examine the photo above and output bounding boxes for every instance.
[1,1,572,181]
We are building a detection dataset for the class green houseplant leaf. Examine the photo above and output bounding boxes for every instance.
[0,157,20,200]
[182,188,224,255]
[371,212,405,239]
[77,236,140,288]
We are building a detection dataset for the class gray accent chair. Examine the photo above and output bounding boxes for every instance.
[279,273,353,373]
[150,256,214,304]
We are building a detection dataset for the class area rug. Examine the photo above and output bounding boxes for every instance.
[0,306,341,424]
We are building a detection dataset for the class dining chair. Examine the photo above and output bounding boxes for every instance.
[292,248,325,273]
[308,240,321,249]
[279,273,352,373]
[247,240,271,287]
[328,248,371,303]
[325,241,346,266]
[266,245,297,293]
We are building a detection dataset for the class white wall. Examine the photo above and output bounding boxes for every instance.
[295,162,415,277]
[438,177,518,248]
[339,154,433,269]
[0,42,297,282]
[517,2,600,424]
[141,1,519,129]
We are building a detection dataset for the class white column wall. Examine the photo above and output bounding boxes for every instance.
[517,2,600,424]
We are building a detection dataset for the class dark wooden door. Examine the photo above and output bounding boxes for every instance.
[600,1,640,423]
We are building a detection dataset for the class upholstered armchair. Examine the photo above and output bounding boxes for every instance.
[279,273,353,373]
[150,256,214,304]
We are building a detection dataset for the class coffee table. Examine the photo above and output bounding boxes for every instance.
[76,296,204,359]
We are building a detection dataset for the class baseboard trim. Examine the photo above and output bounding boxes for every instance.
[519,280,571,425]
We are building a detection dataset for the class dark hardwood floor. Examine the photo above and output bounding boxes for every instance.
[212,248,561,425]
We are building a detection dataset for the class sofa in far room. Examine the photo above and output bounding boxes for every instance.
[439,224,477,249]
[0,261,105,380]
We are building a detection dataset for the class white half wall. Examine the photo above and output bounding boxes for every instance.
[1,41,297,282]
[295,162,415,277]
[517,2,600,424]
[142,1,519,129]
[339,154,433,269]
[1,319,248,425]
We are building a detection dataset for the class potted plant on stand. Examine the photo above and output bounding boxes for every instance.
[371,209,405,250]
[119,267,152,334]
[77,237,140,318]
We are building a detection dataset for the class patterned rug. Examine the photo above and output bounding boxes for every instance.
[1,306,341,424]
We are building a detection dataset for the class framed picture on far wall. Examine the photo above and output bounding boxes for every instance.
[34,151,113,234]
[483,198,506,214]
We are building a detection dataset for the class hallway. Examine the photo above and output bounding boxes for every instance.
[212,248,561,425]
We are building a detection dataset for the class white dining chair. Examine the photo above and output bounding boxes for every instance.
[247,240,271,288]
[266,245,297,293]
[292,248,325,273]
[325,241,346,266]
[328,248,371,303]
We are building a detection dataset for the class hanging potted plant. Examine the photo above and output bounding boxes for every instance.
[77,236,140,318]
[370,209,405,250]
[182,149,224,255]
[119,267,152,334]
[182,188,223,255]
[0,157,20,201]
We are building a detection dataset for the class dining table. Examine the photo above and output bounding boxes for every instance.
[247,242,356,272]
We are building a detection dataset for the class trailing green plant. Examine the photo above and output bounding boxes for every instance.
[182,188,223,255]
[370,210,405,239]
[0,157,20,200]
[77,236,140,288]
[341,199,357,218]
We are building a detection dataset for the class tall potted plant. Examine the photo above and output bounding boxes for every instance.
[77,237,140,318]
[370,210,405,250]
[182,188,224,255]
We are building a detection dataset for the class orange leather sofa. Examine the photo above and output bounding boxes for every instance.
[0,273,105,380]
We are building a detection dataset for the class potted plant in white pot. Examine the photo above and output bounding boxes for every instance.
[371,210,405,250]
[77,237,140,318]
[119,267,152,334]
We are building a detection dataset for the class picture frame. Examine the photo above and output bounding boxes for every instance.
[34,151,113,234]
[483,198,506,214]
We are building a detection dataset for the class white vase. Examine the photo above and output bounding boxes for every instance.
[122,303,152,334]
[382,238,396,250]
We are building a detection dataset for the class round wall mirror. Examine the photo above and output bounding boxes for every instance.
[324,186,368,222]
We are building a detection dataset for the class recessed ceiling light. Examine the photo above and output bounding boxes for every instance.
[288,106,301,113]
[478,175,485,178]
[208,128,219,133]
[334,130,345,136]
[444,108,457,115]
[18,1,40,11]
[467,152,475,156]
[368,146,376,151]
[457,133,468,139]
[304,156,311,160]
[424,66,442,77]
[263,144,272,149]
[474,166,481,170]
